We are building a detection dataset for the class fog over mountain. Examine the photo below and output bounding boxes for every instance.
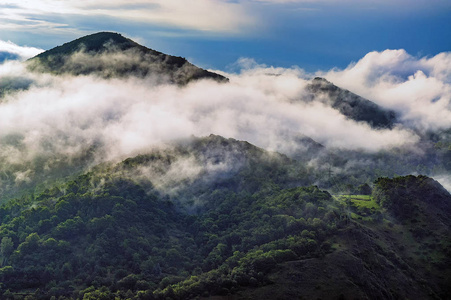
[0,33,449,195]
[321,49,451,131]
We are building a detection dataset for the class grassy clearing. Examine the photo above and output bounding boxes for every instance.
[334,195,381,221]
[335,195,380,209]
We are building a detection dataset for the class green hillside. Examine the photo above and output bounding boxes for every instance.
[0,136,449,299]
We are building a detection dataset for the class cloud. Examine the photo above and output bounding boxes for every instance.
[0,40,43,61]
[321,50,451,131]
[0,51,420,172]
[1,47,450,191]
[1,0,255,34]
[435,175,451,194]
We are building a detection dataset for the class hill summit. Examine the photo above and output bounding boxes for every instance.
[27,32,228,84]
[307,77,397,128]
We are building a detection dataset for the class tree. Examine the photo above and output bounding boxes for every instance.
[357,183,372,195]
[0,237,14,266]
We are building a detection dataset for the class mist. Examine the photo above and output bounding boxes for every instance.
[0,47,449,193]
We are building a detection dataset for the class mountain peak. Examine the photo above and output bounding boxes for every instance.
[34,32,139,58]
[307,77,397,129]
[28,32,228,84]
[312,77,330,83]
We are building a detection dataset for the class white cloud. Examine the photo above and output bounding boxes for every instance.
[0,52,421,177]
[3,47,451,192]
[321,50,451,131]
[0,40,43,60]
[1,0,255,34]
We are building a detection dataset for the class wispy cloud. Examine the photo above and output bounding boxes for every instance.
[1,0,255,34]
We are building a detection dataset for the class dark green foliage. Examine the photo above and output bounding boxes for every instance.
[0,137,342,298]
[373,175,451,222]
[0,137,449,299]
[356,183,372,195]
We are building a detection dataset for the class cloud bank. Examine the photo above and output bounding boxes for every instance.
[0,40,43,61]
[0,56,420,166]
[0,47,449,190]
[322,50,451,131]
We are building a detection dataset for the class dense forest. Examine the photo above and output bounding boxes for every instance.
[0,136,449,299]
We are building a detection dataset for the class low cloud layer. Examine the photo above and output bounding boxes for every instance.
[0,48,449,189]
[322,50,451,131]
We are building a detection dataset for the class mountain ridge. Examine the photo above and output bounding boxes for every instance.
[307,77,397,129]
[27,32,228,84]
[0,32,450,300]
[0,136,449,299]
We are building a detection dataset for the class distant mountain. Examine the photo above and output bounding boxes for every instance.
[112,134,310,201]
[27,32,228,84]
[0,52,19,63]
[306,77,397,129]
[0,76,33,98]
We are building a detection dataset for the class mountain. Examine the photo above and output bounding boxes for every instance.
[27,32,228,84]
[1,33,451,300]
[0,52,19,63]
[229,175,451,300]
[0,134,450,299]
[306,77,397,129]
[374,175,451,226]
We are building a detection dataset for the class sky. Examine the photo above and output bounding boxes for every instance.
[0,0,450,191]
[0,0,450,71]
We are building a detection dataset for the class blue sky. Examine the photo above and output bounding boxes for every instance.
[0,0,450,71]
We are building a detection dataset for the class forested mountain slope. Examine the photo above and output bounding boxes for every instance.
[0,136,449,299]
[0,32,450,300]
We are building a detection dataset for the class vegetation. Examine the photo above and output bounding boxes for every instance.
[0,33,450,299]
[0,160,342,299]
[0,135,449,299]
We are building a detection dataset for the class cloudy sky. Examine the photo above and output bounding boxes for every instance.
[0,0,450,71]
[0,0,450,190]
